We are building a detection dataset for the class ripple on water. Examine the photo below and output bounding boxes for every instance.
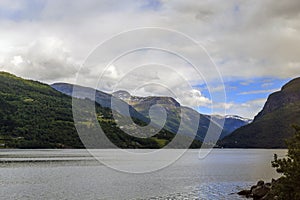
[136,182,252,200]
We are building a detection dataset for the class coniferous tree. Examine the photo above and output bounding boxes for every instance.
[272,125,300,200]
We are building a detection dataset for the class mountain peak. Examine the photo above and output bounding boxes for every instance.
[221,77,300,148]
[112,90,131,100]
[225,115,252,123]
[281,77,300,92]
[254,77,300,121]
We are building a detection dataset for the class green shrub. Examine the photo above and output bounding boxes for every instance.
[272,125,300,199]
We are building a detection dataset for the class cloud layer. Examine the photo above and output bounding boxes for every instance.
[0,0,299,118]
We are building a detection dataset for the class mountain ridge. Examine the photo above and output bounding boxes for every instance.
[220,77,300,148]
[0,71,202,149]
[52,84,251,140]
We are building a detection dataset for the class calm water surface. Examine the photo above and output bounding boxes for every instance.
[0,149,286,200]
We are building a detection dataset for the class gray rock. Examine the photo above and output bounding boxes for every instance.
[252,185,270,199]
[257,180,265,186]
[261,192,275,200]
[265,183,272,189]
[237,189,251,197]
[251,185,258,192]
[238,180,277,200]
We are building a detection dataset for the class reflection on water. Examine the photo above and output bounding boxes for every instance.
[0,149,286,200]
[140,182,252,200]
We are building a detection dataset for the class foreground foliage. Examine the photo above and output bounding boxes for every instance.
[271,125,300,199]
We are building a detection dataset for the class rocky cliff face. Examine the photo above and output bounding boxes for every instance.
[220,77,300,148]
[254,77,300,121]
[112,90,180,110]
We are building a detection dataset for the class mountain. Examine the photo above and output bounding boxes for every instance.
[220,77,300,148]
[112,90,251,140]
[210,115,252,138]
[0,71,201,149]
[51,83,149,123]
[0,72,82,148]
[53,85,208,140]
[52,86,250,141]
[52,84,250,143]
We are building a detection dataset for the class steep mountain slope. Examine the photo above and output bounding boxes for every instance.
[0,72,82,148]
[220,77,300,148]
[51,83,149,123]
[52,84,250,142]
[209,115,252,138]
[0,72,201,149]
[113,90,251,139]
[52,85,250,141]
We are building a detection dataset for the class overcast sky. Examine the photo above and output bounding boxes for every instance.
[0,0,299,118]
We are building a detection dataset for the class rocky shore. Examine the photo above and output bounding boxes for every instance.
[237,180,278,200]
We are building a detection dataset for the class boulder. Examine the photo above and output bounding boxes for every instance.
[257,180,265,186]
[261,192,275,200]
[252,185,270,199]
[237,189,251,197]
[237,180,277,199]
[251,185,258,192]
[264,183,272,189]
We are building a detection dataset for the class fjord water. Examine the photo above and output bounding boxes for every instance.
[0,149,286,200]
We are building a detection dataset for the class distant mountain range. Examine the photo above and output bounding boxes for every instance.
[52,83,251,141]
[220,77,300,148]
[210,114,252,134]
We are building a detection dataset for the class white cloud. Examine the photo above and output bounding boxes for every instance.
[238,89,279,95]
[0,0,299,118]
[104,65,120,80]
[213,98,266,119]
[180,89,212,107]
[208,85,226,92]
[0,0,299,83]
[95,62,212,108]
[10,55,24,66]
[0,37,78,82]
[261,82,273,88]
[214,102,235,110]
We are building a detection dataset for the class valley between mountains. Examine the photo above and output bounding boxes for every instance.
[1,71,299,149]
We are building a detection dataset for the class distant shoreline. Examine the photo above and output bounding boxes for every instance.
[0,147,288,150]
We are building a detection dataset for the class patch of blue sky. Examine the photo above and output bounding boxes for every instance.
[139,0,162,11]
[197,107,212,115]
[233,4,240,13]
[196,77,290,105]
[195,77,290,116]
[0,0,45,21]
